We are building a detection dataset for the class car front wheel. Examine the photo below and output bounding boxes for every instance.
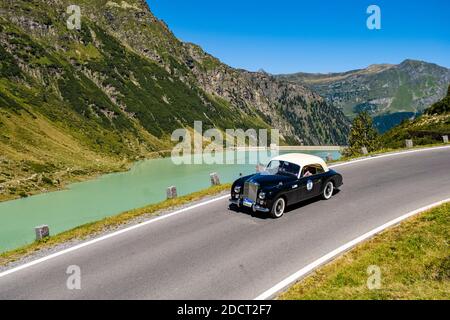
[322,181,334,200]
[270,197,286,218]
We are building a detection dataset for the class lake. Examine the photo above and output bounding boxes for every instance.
[0,149,340,253]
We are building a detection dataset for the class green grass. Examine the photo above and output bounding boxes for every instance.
[390,84,413,112]
[340,86,449,160]
[380,87,450,148]
[380,114,450,149]
[279,203,450,300]
[0,183,231,267]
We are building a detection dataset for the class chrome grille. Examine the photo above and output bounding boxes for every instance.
[243,182,258,202]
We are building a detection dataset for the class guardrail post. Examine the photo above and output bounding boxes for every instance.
[361,146,368,155]
[443,135,449,144]
[35,225,50,241]
[166,186,177,199]
[405,139,413,148]
[210,173,220,186]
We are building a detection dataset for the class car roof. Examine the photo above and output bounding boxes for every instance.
[270,153,329,172]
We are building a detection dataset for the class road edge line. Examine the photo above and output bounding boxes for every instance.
[0,194,229,279]
[1,145,449,278]
[329,145,450,169]
[253,197,450,300]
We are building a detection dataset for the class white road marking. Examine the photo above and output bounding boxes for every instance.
[1,145,449,279]
[0,194,229,279]
[254,198,450,300]
[329,145,450,169]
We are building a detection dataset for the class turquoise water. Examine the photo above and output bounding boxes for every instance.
[0,150,340,253]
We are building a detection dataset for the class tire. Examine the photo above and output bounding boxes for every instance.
[270,197,286,218]
[322,181,334,200]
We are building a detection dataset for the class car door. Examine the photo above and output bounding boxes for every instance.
[284,178,301,204]
[298,176,316,201]
[298,164,325,201]
[277,162,301,205]
[309,173,323,197]
[310,164,326,196]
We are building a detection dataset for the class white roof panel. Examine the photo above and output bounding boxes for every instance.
[271,153,329,171]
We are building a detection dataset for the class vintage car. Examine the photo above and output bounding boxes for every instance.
[229,153,343,218]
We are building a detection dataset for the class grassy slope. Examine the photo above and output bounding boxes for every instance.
[0,1,269,201]
[0,105,130,201]
[381,114,450,148]
[280,203,450,300]
[380,85,450,149]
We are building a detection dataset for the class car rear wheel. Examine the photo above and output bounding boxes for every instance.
[322,181,334,200]
[270,197,285,218]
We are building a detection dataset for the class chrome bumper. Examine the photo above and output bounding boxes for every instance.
[229,199,270,213]
[229,198,240,206]
[254,205,270,213]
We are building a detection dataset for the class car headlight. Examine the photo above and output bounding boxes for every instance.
[259,192,266,199]
[234,186,241,193]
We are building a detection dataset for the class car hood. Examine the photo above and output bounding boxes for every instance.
[244,172,295,188]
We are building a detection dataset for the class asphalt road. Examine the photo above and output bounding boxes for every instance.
[0,147,449,299]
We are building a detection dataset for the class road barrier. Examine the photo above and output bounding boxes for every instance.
[166,186,177,199]
[443,135,449,144]
[405,139,413,148]
[35,225,50,240]
[210,173,220,186]
[361,147,368,155]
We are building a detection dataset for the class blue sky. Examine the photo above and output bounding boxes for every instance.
[149,0,450,74]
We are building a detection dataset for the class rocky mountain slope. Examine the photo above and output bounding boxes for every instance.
[277,60,450,132]
[0,0,349,200]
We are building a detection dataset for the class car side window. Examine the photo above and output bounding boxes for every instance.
[314,164,325,174]
[302,166,314,177]
[280,161,300,177]
[302,164,324,177]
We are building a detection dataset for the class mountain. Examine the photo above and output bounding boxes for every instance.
[277,60,450,132]
[0,0,349,201]
[426,84,450,115]
[381,85,450,148]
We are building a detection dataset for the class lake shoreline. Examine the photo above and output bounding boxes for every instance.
[0,148,341,253]
[0,162,133,203]
[0,148,173,203]
[0,146,341,203]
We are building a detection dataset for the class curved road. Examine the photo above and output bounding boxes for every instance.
[0,147,449,299]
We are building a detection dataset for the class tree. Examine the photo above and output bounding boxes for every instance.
[344,112,380,156]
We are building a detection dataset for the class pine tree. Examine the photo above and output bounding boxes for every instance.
[344,112,380,156]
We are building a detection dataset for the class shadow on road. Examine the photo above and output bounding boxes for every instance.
[228,189,341,219]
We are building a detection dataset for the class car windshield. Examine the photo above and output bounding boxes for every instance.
[265,160,300,177]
